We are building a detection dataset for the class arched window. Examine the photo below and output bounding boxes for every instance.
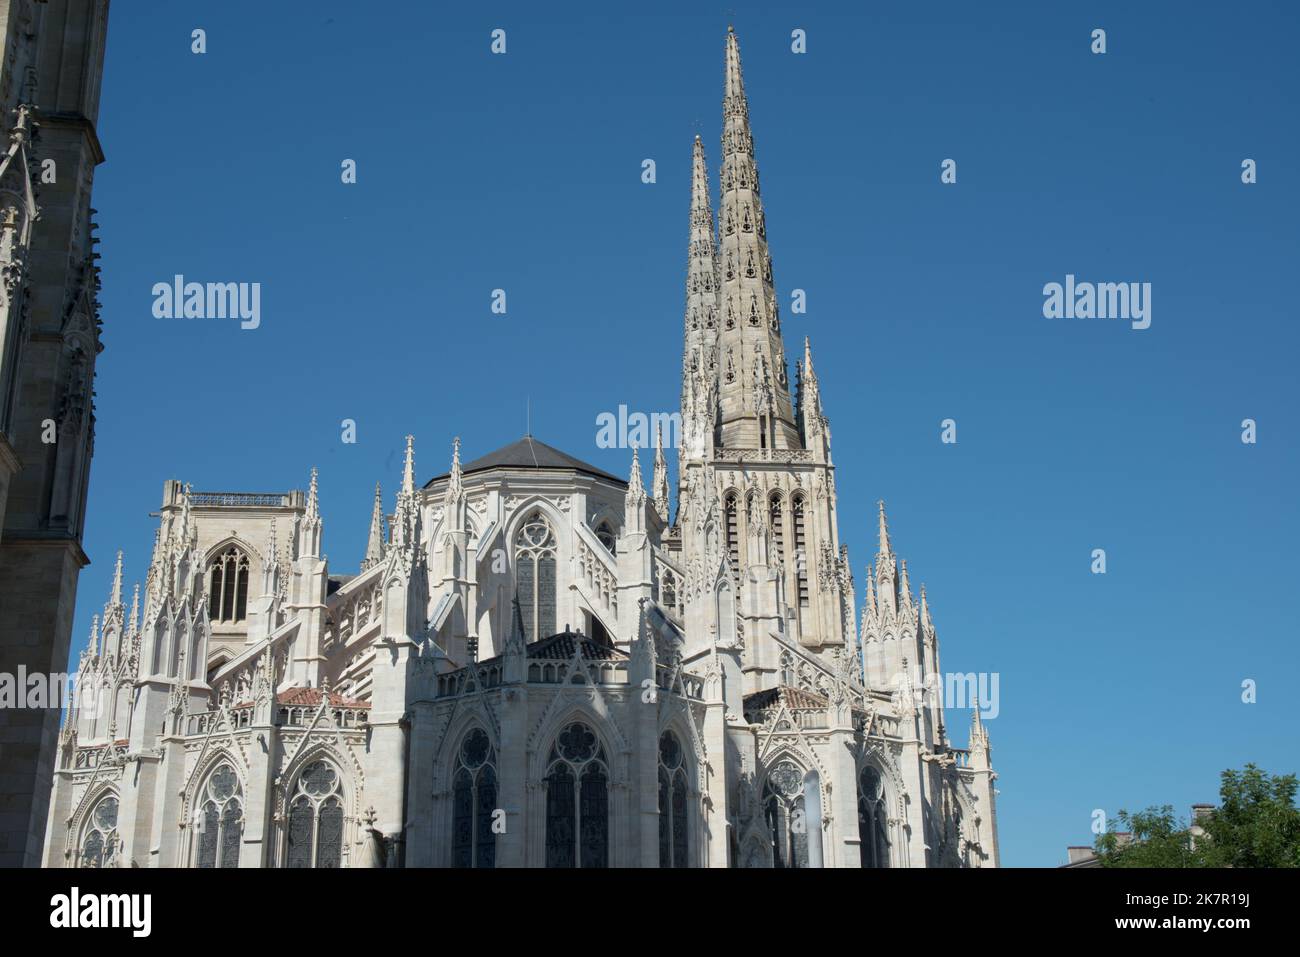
[595,520,617,556]
[723,493,739,583]
[769,493,785,561]
[779,650,795,686]
[208,546,250,623]
[515,513,557,642]
[858,766,890,868]
[658,732,690,867]
[195,763,243,868]
[791,495,809,608]
[763,761,808,869]
[79,794,119,868]
[285,760,345,868]
[451,728,497,869]
[544,722,609,868]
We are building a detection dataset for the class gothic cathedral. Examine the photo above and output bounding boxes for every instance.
[43,27,999,869]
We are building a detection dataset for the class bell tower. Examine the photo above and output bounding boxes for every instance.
[674,28,852,696]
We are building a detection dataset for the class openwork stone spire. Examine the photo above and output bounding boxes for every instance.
[626,445,646,508]
[300,467,323,557]
[716,27,798,450]
[444,436,463,508]
[681,135,719,466]
[363,482,385,570]
[651,423,670,521]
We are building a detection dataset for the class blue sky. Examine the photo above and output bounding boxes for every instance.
[70,1,1298,866]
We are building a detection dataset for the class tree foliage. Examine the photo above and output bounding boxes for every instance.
[1093,764,1299,868]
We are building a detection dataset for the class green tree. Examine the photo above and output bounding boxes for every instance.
[1094,764,1300,868]
[1094,805,1202,867]
[1197,765,1300,868]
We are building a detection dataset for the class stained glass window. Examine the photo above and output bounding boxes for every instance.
[857,766,889,868]
[451,728,497,868]
[545,722,609,868]
[515,513,557,642]
[763,761,809,869]
[657,731,690,867]
[208,546,250,623]
[317,798,343,868]
[284,759,345,868]
[79,794,119,869]
[195,762,243,868]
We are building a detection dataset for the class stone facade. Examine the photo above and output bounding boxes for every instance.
[0,0,108,869]
[41,27,998,869]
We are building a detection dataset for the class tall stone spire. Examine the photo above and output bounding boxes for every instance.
[681,135,719,466]
[626,445,646,508]
[300,467,322,558]
[876,500,892,557]
[651,423,670,522]
[393,435,418,548]
[716,26,799,451]
[109,549,123,607]
[363,482,385,570]
[444,436,463,508]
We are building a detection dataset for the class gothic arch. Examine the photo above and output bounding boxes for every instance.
[502,495,568,547]
[182,746,249,829]
[274,744,358,869]
[185,758,247,868]
[433,703,501,793]
[204,538,256,625]
[66,783,120,867]
[526,702,628,782]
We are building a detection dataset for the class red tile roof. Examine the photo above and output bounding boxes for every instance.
[276,687,371,709]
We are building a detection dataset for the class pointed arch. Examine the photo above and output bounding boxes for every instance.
[448,725,498,868]
[276,743,358,869]
[191,760,245,868]
[542,719,611,868]
[205,540,253,624]
[75,788,120,868]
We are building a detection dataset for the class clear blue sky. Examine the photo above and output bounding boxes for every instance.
[70,1,1298,866]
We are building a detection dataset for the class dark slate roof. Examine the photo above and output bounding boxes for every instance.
[424,436,625,486]
[527,630,627,661]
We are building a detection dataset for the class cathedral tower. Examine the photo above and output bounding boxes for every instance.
[674,27,851,694]
[0,0,110,868]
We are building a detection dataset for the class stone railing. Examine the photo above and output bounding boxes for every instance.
[712,448,814,464]
[73,741,127,770]
[185,706,256,736]
[190,491,292,507]
[748,706,827,731]
[277,704,369,730]
[528,658,628,688]
[656,664,704,700]
[574,525,619,619]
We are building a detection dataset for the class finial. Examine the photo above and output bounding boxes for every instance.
[306,467,320,518]
[110,550,123,606]
[401,434,416,494]
[876,500,891,555]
